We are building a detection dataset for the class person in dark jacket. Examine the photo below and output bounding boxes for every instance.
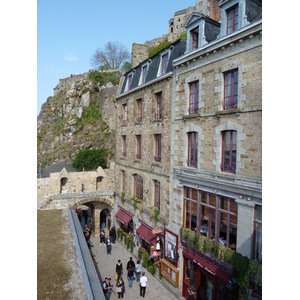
[116,259,123,281]
[116,276,125,298]
[109,226,117,243]
[106,235,112,254]
[126,257,135,271]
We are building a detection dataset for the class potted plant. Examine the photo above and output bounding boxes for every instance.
[187,229,196,249]
[195,233,205,252]
[154,208,160,222]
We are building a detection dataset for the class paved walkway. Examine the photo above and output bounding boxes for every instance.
[90,234,179,300]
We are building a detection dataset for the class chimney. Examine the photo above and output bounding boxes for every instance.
[196,0,221,22]
[131,43,149,69]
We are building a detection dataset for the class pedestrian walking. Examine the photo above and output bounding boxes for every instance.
[109,226,117,243]
[106,235,112,254]
[100,229,105,245]
[116,277,125,298]
[127,266,134,288]
[126,257,135,271]
[103,277,113,300]
[140,272,147,298]
[135,259,142,282]
[116,259,123,281]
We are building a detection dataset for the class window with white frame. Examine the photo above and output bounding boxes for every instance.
[226,5,239,34]
[189,81,199,114]
[224,69,238,110]
[187,132,198,168]
[154,180,160,209]
[136,99,142,122]
[253,205,262,263]
[154,92,162,119]
[122,135,126,157]
[136,135,141,159]
[191,27,199,51]
[133,174,143,200]
[154,134,161,162]
[122,103,127,125]
[221,130,237,174]
[161,53,168,75]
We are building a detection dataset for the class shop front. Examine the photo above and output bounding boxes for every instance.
[115,206,134,233]
[182,247,236,300]
[135,220,157,253]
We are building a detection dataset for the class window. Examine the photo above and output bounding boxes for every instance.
[142,65,148,84]
[122,103,127,125]
[121,170,126,192]
[191,28,199,51]
[253,205,262,263]
[227,5,238,34]
[122,135,126,157]
[187,132,198,168]
[134,174,143,200]
[221,130,237,174]
[189,81,199,114]
[154,180,160,208]
[136,135,141,159]
[136,99,142,122]
[224,70,238,110]
[154,92,162,119]
[154,134,161,162]
[183,187,238,249]
[184,259,198,297]
[128,74,133,89]
[162,53,168,75]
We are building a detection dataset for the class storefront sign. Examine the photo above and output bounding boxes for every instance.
[164,228,178,267]
[160,258,179,287]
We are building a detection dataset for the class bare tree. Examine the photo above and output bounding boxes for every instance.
[90,41,131,70]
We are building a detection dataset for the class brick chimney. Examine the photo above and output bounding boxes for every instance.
[196,0,221,22]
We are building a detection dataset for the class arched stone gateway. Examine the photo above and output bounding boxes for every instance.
[72,194,115,236]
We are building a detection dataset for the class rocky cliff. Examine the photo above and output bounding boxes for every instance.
[37,70,119,170]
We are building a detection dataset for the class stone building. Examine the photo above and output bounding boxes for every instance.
[169,0,262,299]
[114,38,187,259]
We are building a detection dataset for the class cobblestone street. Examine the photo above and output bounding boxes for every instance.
[90,235,179,300]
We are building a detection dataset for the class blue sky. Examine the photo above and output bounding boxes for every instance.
[37,0,196,114]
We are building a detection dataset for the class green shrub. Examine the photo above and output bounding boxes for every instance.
[180,227,188,240]
[130,241,134,253]
[120,191,125,203]
[142,250,150,268]
[72,148,108,171]
[148,264,156,276]
[224,247,234,264]
[249,259,262,287]
[187,230,195,249]
[138,247,143,260]
[204,237,213,253]
[195,233,205,252]
[88,70,120,86]
[77,103,102,127]
[148,40,172,58]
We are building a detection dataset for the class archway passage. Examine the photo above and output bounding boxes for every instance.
[100,208,111,230]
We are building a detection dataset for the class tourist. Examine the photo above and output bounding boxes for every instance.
[126,257,135,271]
[106,235,112,254]
[109,226,117,243]
[116,259,123,281]
[140,272,147,298]
[135,259,142,282]
[103,277,113,300]
[116,277,125,298]
[127,266,134,288]
[100,229,105,245]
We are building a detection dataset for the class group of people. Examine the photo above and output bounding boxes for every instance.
[112,256,147,298]
[100,226,117,255]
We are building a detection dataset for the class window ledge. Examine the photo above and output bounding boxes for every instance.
[216,108,240,116]
[152,118,162,123]
[182,113,200,120]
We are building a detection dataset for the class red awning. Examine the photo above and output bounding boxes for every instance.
[115,209,132,226]
[136,224,157,246]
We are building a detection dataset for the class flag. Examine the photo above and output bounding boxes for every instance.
[39,163,41,178]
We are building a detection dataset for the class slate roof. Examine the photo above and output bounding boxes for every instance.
[42,163,77,178]
[119,38,187,96]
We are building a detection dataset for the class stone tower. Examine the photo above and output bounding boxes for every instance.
[196,0,221,21]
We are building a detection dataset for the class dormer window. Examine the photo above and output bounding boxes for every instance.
[227,5,239,34]
[128,74,133,89]
[162,53,168,75]
[191,27,199,51]
[142,65,148,84]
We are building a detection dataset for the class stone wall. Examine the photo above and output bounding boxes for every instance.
[131,43,149,69]
[37,164,115,204]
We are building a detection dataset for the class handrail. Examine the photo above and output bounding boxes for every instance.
[68,206,105,300]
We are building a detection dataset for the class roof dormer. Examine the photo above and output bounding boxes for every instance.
[219,0,262,38]
[185,12,220,53]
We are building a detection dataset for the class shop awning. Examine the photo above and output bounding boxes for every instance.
[115,209,132,226]
[136,224,157,246]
